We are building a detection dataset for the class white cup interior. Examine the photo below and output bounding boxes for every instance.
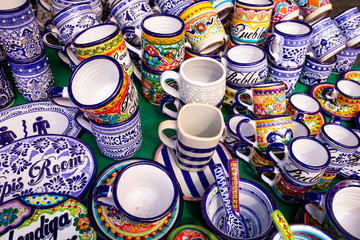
[143,15,183,34]
[291,94,320,113]
[72,58,120,105]
[116,164,175,219]
[332,186,360,237]
[74,24,118,45]
[291,138,329,166]
[227,45,264,64]
[182,58,225,85]
[0,0,26,10]
[337,80,360,97]
[275,21,311,35]
[324,124,359,148]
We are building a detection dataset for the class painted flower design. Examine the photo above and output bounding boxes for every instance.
[27,79,48,101]
[10,142,30,156]
[20,29,41,58]
[107,207,121,218]
[121,130,136,144]
[76,15,96,29]
[0,153,9,168]
[335,153,353,165]
[31,137,50,153]
[52,137,69,153]
[44,175,67,191]
[73,213,92,234]
[254,104,267,116]
[60,24,75,42]
[69,144,86,157]
[11,158,31,174]
[143,45,162,69]
[66,173,88,192]
[267,128,293,145]
[0,208,18,227]
[195,21,207,34]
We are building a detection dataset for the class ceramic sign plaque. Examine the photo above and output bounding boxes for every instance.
[0,193,97,239]
[0,101,82,147]
[0,134,96,204]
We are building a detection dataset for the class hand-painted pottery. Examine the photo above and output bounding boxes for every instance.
[35,0,52,31]
[322,79,360,107]
[184,46,221,61]
[155,0,194,15]
[339,128,360,178]
[234,147,276,174]
[0,0,44,61]
[301,111,326,136]
[333,6,360,48]
[333,44,360,73]
[0,193,97,239]
[269,224,333,240]
[0,101,82,140]
[222,82,240,111]
[167,224,218,240]
[299,55,336,86]
[0,134,96,204]
[0,66,15,109]
[287,93,321,121]
[267,61,302,95]
[271,0,300,24]
[295,0,332,25]
[343,70,360,83]
[88,158,184,240]
[208,0,234,21]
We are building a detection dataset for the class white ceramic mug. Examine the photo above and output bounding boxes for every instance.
[287,93,321,121]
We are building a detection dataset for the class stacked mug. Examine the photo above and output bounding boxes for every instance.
[0,0,53,103]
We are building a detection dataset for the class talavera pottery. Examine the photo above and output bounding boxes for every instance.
[339,128,360,178]
[167,224,218,240]
[333,44,360,73]
[356,111,360,129]
[333,6,360,48]
[343,70,360,83]
[0,134,96,204]
[0,101,82,142]
[88,158,183,240]
[0,193,97,239]
[154,139,231,201]
[0,66,15,110]
[269,224,333,240]
[311,83,360,121]
[299,55,337,86]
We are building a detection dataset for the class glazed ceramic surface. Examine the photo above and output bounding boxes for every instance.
[295,0,332,24]
[271,0,300,24]
[155,0,194,15]
[167,224,218,240]
[333,6,360,47]
[287,93,321,121]
[269,224,333,240]
[299,55,336,86]
[343,70,360,83]
[333,45,360,73]
[0,66,15,109]
[0,134,96,204]
[267,61,302,95]
[0,193,97,239]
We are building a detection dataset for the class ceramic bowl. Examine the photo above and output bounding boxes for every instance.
[269,224,333,240]
[201,178,277,240]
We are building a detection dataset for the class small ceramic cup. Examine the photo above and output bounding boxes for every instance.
[315,123,360,189]
[322,79,360,107]
[75,108,143,159]
[295,0,332,25]
[235,82,287,117]
[299,55,336,86]
[231,0,274,44]
[0,66,15,109]
[266,61,302,95]
[160,57,226,106]
[266,20,312,68]
[308,17,347,63]
[178,0,226,54]
[287,93,321,121]
[209,0,234,21]
[222,44,268,87]
[94,161,180,222]
[49,55,138,124]
[303,179,360,239]
[158,103,225,172]
[333,6,360,48]
[8,51,54,101]
[201,178,278,240]
[269,224,333,240]
[271,0,300,24]
[333,44,360,73]
[236,114,293,153]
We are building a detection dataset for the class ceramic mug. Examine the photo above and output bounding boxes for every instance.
[333,44,360,73]
[8,51,54,101]
[158,103,225,171]
[93,161,180,222]
[234,146,276,174]
[299,55,336,86]
[0,66,15,109]
[184,46,221,61]
[315,123,360,189]
[0,0,44,61]
[75,108,143,159]
[235,82,287,117]
[322,79,360,107]
[155,0,194,15]
[270,224,333,240]
[178,0,226,54]
[271,0,300,24]
[49,55,138,124]
[236,114,293,153]
[160,57,226,106]
[295,0,332,25]
[287,93,321,121]
[223,44,268,87]
[209,0,234,21]
[231,0,274,44]
[266,20,312,68]
[333,6,360,48]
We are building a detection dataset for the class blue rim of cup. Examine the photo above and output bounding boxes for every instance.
[201,178,277,240]
[68,55,124,110]
[250,81,286,89]
[273,20,313,38]
[292,120,310,137]
[141,13,185,38]
[270,224,334,240]
[305,54,337,66]
[335,79,360,99]
[235,0,274,8]
[325,179,360,240]
[320,123,360,150]
[268,59,303,71]
[287,136,331,171]
[0,0,30,12]
[112,161,180,222]
[226,44,267,66]
[289,93,321,115]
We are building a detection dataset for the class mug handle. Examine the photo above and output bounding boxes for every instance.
[161,96,181,119]
[258,165,279,187]
[41,24,64,50]
[74,112,93,133]
[160,71,181,99]
[93,185,116,207]
[329,115,341,124]
[266,142,288,167]
[158,120,177,149]
[265,34,282,64]
[236,118,257,149]
[122,26,142,59]
[322,87,337,101]
[233,143,251,163]
[235,88,254,112]
[48,86,78,108]
[64,43,81,68]
[303,192,327,224]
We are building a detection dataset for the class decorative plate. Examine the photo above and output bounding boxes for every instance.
[0,101,82,145]
[343,70,360,83]
[0,193,97,239]
[310,83,360,121]
[88,158,183,240]
[167,224,218,240]
[0,134,96,204]
[154,140,231,201]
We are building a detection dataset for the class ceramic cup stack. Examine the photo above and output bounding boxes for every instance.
[0,0,54,102]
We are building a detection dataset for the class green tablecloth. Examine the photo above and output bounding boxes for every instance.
[5,48,359,238]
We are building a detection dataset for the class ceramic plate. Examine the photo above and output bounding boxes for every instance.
[88,158,183,240]
[0,134,96,204]
[0,193,97,239]
[0,101,82,145]
[154,140,231,201]
[343,70,360,83]
[310,83,360,121]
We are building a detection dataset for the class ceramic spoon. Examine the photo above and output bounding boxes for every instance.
[271,209,294,240]
[211,164,248,238]
[228,159,240,215]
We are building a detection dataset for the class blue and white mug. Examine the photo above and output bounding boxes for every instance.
[299,55,336,86]
[155,0,194,15]
[333,6,360,48]
[333,44,360,73]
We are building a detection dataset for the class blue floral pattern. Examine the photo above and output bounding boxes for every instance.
[31,137,50,153]
[66,173,88,192]
[11,158,32,174]
[69,144,86,157]
[10,142,30,156]
[52,137,69,153]
[44,175,67,191]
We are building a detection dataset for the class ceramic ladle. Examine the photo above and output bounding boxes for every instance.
[211,164,248,238]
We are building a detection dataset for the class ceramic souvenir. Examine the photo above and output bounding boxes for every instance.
[209,0,234,21]
[301,111,326,136]
[271,0,300,24]
[223,44,268,87]
[291,120,310,137]
[0,66,15,109]
[269,224,333,240]
[155,0,194,15]
[322,79,360,107]
[35,0,52,31]
[333,6,360,48]
[343,70,360,83]
[299,55,336,86]
[287,93,321,121]
[0,0,44,61]
[267,61,302,95]
[333,44,360,73]
[231,0,274,44]
[222,82,241,111]
[295,0,332,25]
[8,51,54,102]
[167,225,218,240]
[0,193,97,239]
[184,46,221,61]
[234,146,276,174]
[160,57,226,106]
[266,20,312,68]
[0,134,96,204]
[339,129,360,178]
[89,158,184,240]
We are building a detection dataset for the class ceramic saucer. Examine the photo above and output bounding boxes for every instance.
[154,140,231,201]
[343,70,360,83]
[88,158,183,240]
[310,83,360,121]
